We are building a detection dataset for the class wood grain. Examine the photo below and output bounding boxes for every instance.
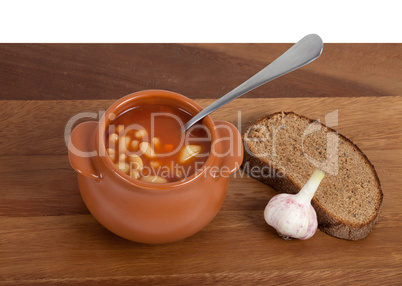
[0,44,400,100]
[0,96,402,284]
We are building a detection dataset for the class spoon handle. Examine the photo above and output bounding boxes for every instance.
[184,34,323,131]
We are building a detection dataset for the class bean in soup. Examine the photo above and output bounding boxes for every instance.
[105,104,211,183]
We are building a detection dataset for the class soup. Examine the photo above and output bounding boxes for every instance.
[104,104,211,183]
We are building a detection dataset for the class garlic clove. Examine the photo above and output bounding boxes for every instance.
[264,170,324,240]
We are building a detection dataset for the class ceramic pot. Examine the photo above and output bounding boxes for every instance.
[68,90,243,244]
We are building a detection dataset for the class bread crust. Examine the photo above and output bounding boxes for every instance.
[242,111,383,240]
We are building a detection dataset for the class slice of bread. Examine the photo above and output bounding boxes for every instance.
[242,111,383,240]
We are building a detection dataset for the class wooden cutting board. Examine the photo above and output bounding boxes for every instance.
[1,96,401,284]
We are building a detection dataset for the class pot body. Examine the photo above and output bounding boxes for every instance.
[68,90,243,244]
[78,159,230,244]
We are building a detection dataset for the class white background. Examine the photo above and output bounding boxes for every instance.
[0,0,400,42]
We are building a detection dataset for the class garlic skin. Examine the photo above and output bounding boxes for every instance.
[264,194,318,240]
[264,170,325,240]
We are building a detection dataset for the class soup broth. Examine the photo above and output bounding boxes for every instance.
[105,104,211,183]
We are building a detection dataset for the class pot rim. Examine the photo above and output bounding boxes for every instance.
[96,89,219,190]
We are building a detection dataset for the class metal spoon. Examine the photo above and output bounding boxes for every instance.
[183,34,323,131]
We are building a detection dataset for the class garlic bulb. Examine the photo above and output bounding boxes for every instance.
[264,170,325,240]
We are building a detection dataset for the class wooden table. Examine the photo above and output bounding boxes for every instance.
[1,44,401,285]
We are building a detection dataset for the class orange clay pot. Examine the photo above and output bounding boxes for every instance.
[68,90,243,244]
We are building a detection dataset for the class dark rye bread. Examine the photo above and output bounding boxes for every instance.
[242,111,383,240]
